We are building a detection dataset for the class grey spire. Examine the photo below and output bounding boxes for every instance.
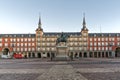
[83,13,86,28]
[38,15,42,28]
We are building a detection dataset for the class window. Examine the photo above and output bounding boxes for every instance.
[32,48,35,51]
[94,47,97,51]
[28,48,31,51]
[98,47,101,50]
[0,38,2,42]
[24,38,27,41]
[102,42,104,46]
[106,47,108,51]
[32,43,35,46]
[98,38,100,41]
[21,38,23,42]
[28,38,31,41]
[98,42,101,46]
[32,38,35,41]
[25,48,27,51]
[17,43,20,46]
[17,38,20,42]
[21,48,23,51]
[102,38,104,41]
[17,48,20,51]
[28,43,31,46]
[90,38,92,41]
[90,43,92,46]
[5,38,8,42]
[21,43,23,46]
[94,42,97,46]
[25,43,27,46]
[112,38,114,41]
[90,47,92,51]
[102,47,104,51]
[94,38,97,41]
[0,43,2,47]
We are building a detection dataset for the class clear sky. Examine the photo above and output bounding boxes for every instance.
[0,0,120,34]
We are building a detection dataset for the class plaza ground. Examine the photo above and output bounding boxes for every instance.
[0,58,120,80]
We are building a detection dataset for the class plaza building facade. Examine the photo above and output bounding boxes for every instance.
[0,16,120,58]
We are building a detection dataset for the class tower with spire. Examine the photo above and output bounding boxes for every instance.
[81,13,88,31]
[36,16,43,37]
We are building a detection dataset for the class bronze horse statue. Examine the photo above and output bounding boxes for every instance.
[56,32,70,44]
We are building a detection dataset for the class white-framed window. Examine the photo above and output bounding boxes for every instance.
[25,43,27,46]
[94,47,97,51]
[32,48,35,51]
[17,38,20,42]
[32,43,35,46]
[38,43,40,46]
[21,43,23,46]
[28,43,31,46]
[37,38,40,41]
[106,38,108,41]
[21,48,23,51]
[42,48,45,51]
[13,38,16,42]
[98,42,101,46]
[102,38,104,41]
[90,38,92,41]
[102,42,104,46]
[17,48,20,51]
[0,43,2,47]
[5,43,8,47]
[28,38,31,41]
[37,48,40,51]
[94,38,97,41]
[94,42,97,46]
[24,38,27,41]
[47,48,50,51]
[32,38,35,41]
[51,48,55,51]
[105,42,108,46]
[83,38,87,41]
[5,38,8,42]
[0,38,2,42]
[42,43,45,46]
[21,38,23,42]
[106,47,108,51]
[17,43,20,46]
[28,48,31,51]
[98,47,101,51]
[102,47,104,50]
[25,48,27,51]
[90,47,92,51]
[98,38,100,41]
[47,43,50,46]
[90,42,92,46]
[112,38,114,41]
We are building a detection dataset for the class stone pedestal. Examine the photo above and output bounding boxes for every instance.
[55,42,69,61]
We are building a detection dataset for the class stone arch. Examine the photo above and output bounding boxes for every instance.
[2,48,10,55]
[37,53,41,58]
[115,47,120,57]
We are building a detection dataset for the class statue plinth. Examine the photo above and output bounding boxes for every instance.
[55,42,69,61]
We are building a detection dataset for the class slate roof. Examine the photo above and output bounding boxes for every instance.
[0,32,120,38]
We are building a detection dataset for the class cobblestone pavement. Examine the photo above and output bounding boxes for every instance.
[0,58,120,80]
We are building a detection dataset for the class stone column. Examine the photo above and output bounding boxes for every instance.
[92,52,94,58]
[112,51,115,58]
[87,52,89,58]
